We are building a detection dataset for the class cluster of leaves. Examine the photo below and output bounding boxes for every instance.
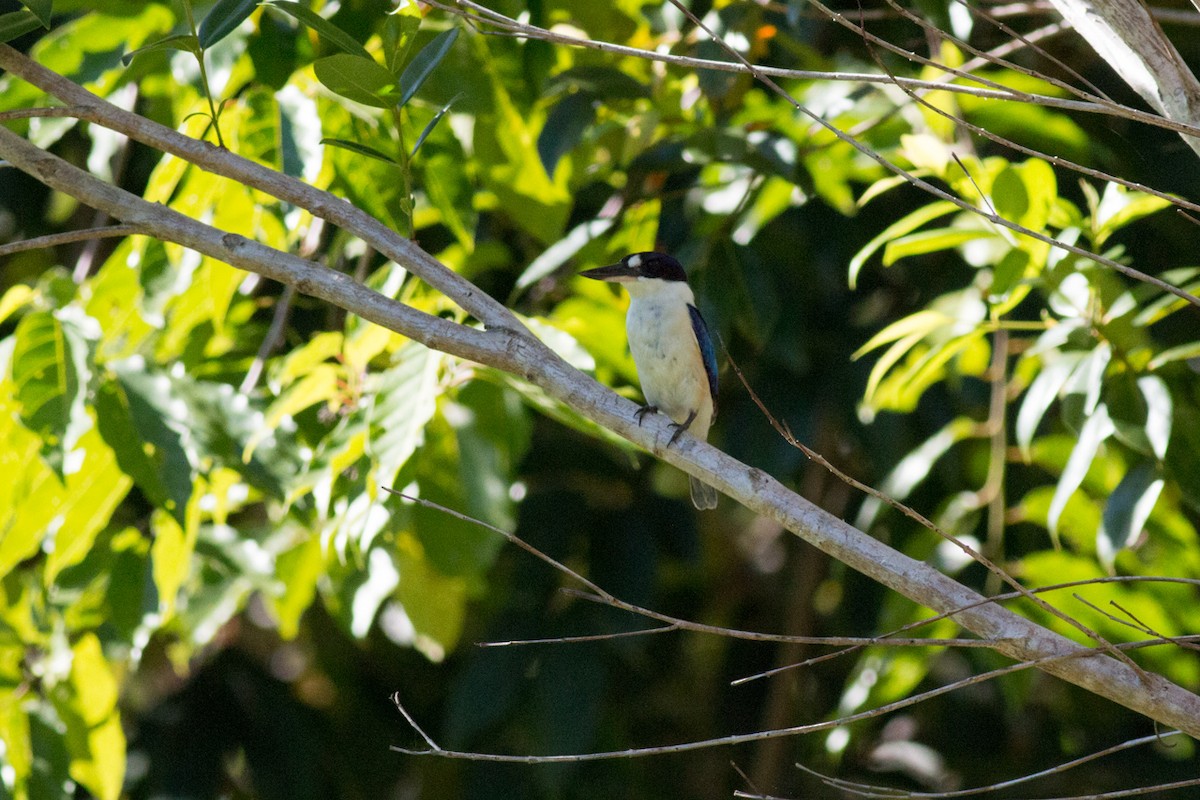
[839,75,1200,717]
[0,1,1197,798]
[0,1,530,795]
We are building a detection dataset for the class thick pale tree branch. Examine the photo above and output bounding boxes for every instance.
[0,44,518,333]
[2,52,1199,739]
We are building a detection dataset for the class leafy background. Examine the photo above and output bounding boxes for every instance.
[0,0,1198,798]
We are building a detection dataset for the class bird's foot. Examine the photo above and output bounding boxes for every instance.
[667,409,698,447]
[634,404,659,426]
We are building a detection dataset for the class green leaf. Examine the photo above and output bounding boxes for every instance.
[397,28,458,107]
[150,495,200,620]
[18,0,52,27]
[1047,403,1114,543]
[120,33,200,66]
[92,375,173,510]
[392,532,470,661]
[44,424,132,585]
[1016,354,1083,459]
[262,1,371,60]
[854,416,977,530]
[1012,158,1056,231]
[60,634,125,800]
[515,218,614,294]
[989,248,1029,300]
[105,361,195,523]
[245,363,341,459]
[882,228,996,266]
[382,1,422,74]
[0,284,34,325]
[320,136,398,165]
[1091,182,1172,247]
[991,166,1028,224]
[366,343,442,489]
[0,379,63,580]
[1137,375,1172,460]
[11,310,91,475]
[1063,341,1111,417]
[1097,462,1163,571]
[270,536,324,639]
[197,0,257,48]
[852,309,951,359]
[1148,340,1200,370]
[313,52,397,108]
[0,10,44,43]
[411,92,461,156]
[849,201,958,288]
[537,91,596,177]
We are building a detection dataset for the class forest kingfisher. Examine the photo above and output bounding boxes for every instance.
[580,252,719,510]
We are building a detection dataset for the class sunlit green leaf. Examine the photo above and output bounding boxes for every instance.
[1063,341,1112,418]
[1092,183,1172,247]
[1148,340,1200,370]
[44,423,132,584]
[270,535,324,639]
[1138,375,1172,460]
[366,343,441,489]
[1016,353,1083,459]
[1047,403,1114,543]
[245,363,342,460]
[0,284,34,325]
[11,310,91,475]
[150,492,201,620]
[62,634,125,800]
[0,379,62,579]
[992,166,1028,224]
[391,531,470,661]
[882,227,996,267]
[854,416,978,531]
[849,201,958,288]
[853,309,951,360]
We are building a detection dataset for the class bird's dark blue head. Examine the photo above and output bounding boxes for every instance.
[580,252,688,283]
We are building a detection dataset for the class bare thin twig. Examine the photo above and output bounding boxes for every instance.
[0,224,144,257]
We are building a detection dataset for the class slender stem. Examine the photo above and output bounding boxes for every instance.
[983,328,1009,596]
[180,0,226,148]
[390,105,415,238]
[0,224,144,258]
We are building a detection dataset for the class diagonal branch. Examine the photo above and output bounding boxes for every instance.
[2,51,1199,739]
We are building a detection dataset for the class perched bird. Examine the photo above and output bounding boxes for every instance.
[581,252,719,510]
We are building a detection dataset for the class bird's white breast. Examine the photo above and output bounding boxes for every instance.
[624,280,713,438]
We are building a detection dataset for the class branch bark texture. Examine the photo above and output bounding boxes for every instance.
[1049,0,1200,155]
[1,44,1198,739]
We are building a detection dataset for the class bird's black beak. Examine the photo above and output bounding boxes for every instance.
[580,263,638,282]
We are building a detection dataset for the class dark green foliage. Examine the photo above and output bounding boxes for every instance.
[0,2,1197,798]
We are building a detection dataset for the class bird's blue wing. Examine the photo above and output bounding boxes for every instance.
[688,304,719,415]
